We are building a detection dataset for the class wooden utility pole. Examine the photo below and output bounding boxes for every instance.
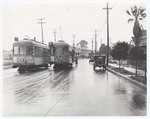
[91,38,94,53]
[37,18,46,43]
[72,34,76,47]
[101,38,102,46]
[52,29,58,42]
[103,3,112,65]
[93,30,98,55]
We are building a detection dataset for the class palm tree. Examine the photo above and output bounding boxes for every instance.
[126,5,146,45]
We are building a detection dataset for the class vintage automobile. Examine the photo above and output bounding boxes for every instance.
[89,56,94,63]
[93,55,106,70]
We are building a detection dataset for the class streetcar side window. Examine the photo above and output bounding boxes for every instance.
[43,48,49,56]
[14,46,19,55]
[35,47,43,57]
[20,46,26,55]
[26,46,33,55]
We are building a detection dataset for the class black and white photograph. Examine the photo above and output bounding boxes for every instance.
[1,0,149,118]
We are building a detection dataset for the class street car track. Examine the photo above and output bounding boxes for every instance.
[3,69,65,93]
[11,68,74,104]
[13,70,66,103]
[3,68,60,85]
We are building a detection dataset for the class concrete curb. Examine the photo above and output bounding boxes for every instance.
[3,65,12,69]
[106,67,146,91]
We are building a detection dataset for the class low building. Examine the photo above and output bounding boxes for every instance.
[139,30,146,47]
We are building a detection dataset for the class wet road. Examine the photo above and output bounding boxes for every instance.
[3,59,146,116]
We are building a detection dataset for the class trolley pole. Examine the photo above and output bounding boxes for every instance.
[52,29,58,42]
[37,18,46,43]
[103,3,112,65]
[59,26,63,41]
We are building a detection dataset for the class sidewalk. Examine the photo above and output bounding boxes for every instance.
[109,63,145,76]
[107,63,146,90]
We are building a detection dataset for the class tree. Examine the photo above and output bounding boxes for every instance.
[129,46,144,76]
[126,5,146,45]
[111,42,129,69]
[77,40,88,49]
[99,44,111,56]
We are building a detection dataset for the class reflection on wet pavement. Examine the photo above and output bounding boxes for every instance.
[3,59,146,116]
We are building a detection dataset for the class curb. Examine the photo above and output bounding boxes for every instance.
[3,65,12,69]
[106,67,146,91]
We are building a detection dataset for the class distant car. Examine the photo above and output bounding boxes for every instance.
[93,55,106,70]
[89,57,94,63]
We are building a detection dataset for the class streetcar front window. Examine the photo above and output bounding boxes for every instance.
[14,46,19,54]
[20,46,26,55]
[26,46,33,55]
[63,46,68,54]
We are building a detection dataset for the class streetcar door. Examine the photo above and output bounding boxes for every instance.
[50,46,55,63]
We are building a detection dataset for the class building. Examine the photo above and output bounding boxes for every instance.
[139,30,146,47]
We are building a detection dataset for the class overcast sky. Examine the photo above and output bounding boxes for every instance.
[2,1,146,51]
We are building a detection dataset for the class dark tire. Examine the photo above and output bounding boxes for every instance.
[93,65,96,70]
[69,64,72,68]
[103,66,106,70]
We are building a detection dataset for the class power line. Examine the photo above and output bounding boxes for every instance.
[111,2,116,9]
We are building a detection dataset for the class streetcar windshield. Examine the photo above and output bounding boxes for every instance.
[26,46,33,55]
[63,46,68,54]
[20,46,26,55]
[14,46,19,54]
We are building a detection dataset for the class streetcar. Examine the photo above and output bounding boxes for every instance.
[49,40,77,69]
[12,38,50,72]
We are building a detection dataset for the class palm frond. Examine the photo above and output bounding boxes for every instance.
[139,18,143,20]
[137,7,141,18]
[126,10,131,15]
[128,19,134,23]
[131,7,135,16]
[141,13,146,18]
[138,7,142,14]
[134,5,138,15]
[140,8,145,14]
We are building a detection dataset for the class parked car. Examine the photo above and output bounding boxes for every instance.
[89,56,94,63]
[93,55,106,70]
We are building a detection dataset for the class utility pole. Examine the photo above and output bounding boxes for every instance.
[37,18,46,43]
[93,30,98,55]
[91,38,94,54]
[103,3,112,65]
[72,34,76,47]
[109,38,111,47]
[52,29,58,42]
[101,38,102,46]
